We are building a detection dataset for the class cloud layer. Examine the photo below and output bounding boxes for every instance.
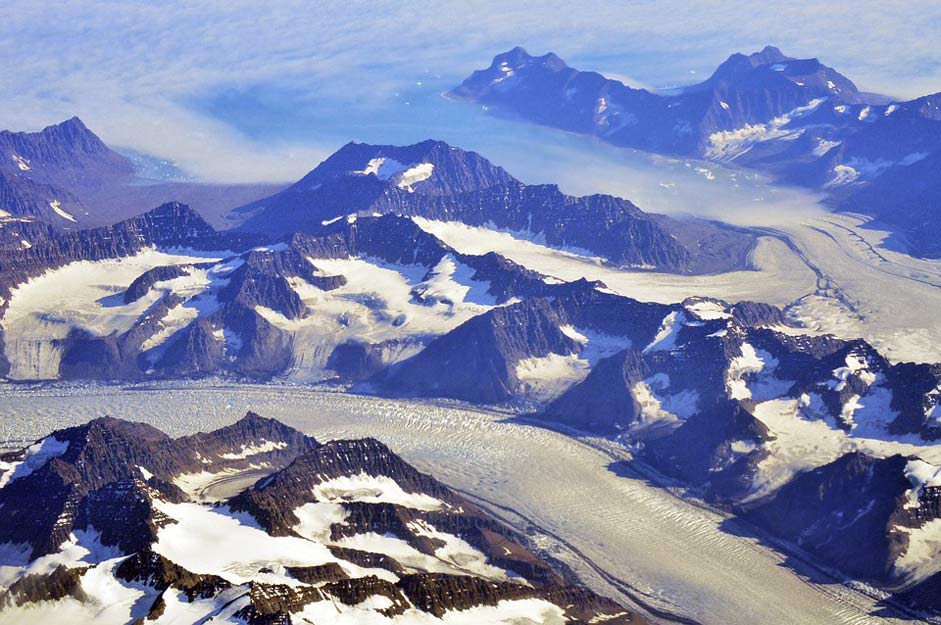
[1,1,938,182]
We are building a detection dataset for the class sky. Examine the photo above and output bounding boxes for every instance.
[1,1,939,183]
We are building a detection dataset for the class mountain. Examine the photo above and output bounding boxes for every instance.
[0,117,135,225]
[452,47,941,257]
[0,413,642,625]
[450,46,863,155]
[232,139,755,273]
[0,117,282,230]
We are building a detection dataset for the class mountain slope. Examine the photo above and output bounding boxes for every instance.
[0,118,283,230]
[0,414,642,625]
[232,138,754,273]
[453,47,941,257]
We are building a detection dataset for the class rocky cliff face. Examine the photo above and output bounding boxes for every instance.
[0,414,642,625]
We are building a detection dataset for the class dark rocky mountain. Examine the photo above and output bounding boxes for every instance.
[20,211,562,382]
[0,117,282,230]
[376,281,670,403]
[0,412,316,560]
[232,139,754,274]
[0,414,642,625]
[451,46,863,155]
[0,117,134,225]
[453,47,941,257]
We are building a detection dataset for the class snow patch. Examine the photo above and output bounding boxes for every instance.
[632,373,699,435]
[706,99,823,161]
[10,154,30,171]
[312,472,444,511]
[826,164,859,187]
[644,311,684,353]
[219,440,288,460]
[904,459,941,510]
[397,162,434,192]
[49,200,76,222]
[515,353,591,403]
[726,343,765,400]
[292,502,348,542]
[356,157,406,180]
[0,436,69,488]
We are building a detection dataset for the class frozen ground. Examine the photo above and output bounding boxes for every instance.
[0,382,927,625]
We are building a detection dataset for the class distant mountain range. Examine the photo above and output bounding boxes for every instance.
[451,46,941,257]
[0,413,638,624]
[0,117,281,229]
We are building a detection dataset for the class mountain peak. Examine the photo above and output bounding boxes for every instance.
[749,45,790,65]
[492,45,533,68]
[35,116,108,153]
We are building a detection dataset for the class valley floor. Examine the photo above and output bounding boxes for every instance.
[0,382,929,625]
[417,209,941,365]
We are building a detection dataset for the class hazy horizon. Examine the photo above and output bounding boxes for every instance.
[2,1,939,183]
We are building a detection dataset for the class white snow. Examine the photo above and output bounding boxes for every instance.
[152,500,381,585]
[726,343,765,400]
[311,472,444,511]
[356,157,407,180]
[684,299,731,321]
[295,596,565,625]
[49,200,76,222]
[396,162,434,192]
[643,311,684,353]
[407,517,515,579]
[0,435,69,488]
[631,373,699,436]
[705,99,823,161]
[138,466,153,481]
[826,164,860,187]
[354,157,434,192]
[830,352,876,391]
[515,352,591,402]
[720,101,730,110]
[885,104,898,116]
[834,105,848,114]
[812,139,841,157]
[0,557,151,625]
[413,254,497,308]
[10,154,30,171]
[858,106,872,121]
[219,440,288,460]
[1,249,229,380]
[252,255,497,381]
[894,518,941,583]
[903,459,941,509]
[771,64,787,72]
[292,502,348,542]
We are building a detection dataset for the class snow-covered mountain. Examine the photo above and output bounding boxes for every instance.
[0,118,282,230]
[230,139,754,274]
[3,131,941,618]
[0,413,638,624]
[452,47,941,257]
